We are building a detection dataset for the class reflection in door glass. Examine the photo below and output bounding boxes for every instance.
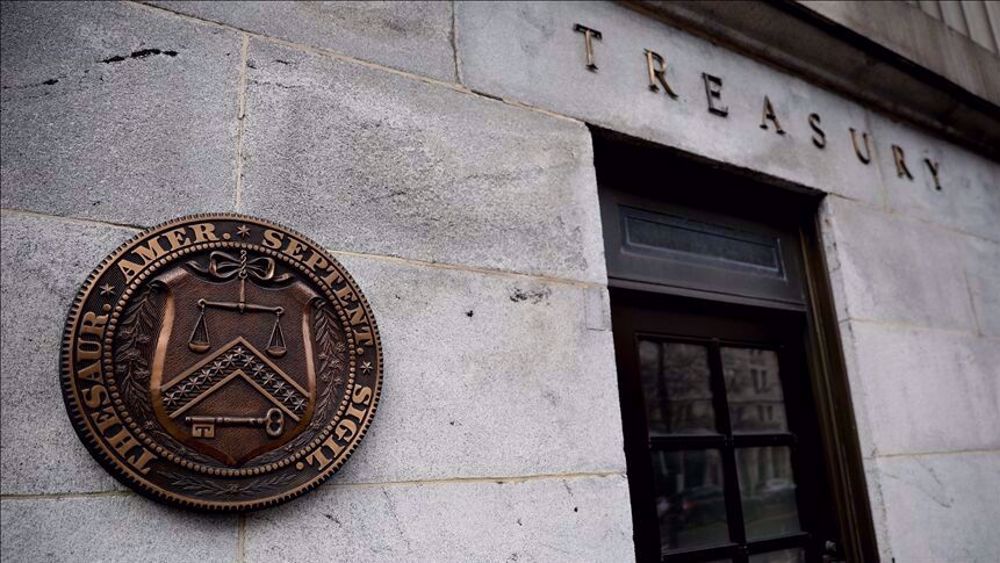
[651,450,729,553]
[736,447,801,539]
[748,548,805,563]
[638,340,716,434]
[721,347,788,432]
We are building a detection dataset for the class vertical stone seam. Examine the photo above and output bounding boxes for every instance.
[451,0,464,85]
[961,267,983,336]
[237,513,247,563]
[233,33,250,212]
[861,110,891,213]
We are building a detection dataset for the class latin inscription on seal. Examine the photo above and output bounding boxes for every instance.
[61,214,382,511]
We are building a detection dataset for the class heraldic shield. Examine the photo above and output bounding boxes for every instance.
[149,250,318,467]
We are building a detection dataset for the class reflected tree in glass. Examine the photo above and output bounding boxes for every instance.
[652,450,729,553]
[639,340,716,435]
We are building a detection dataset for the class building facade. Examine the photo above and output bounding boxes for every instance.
[1,1,998,562]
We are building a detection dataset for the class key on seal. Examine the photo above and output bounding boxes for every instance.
[185,408,284,439]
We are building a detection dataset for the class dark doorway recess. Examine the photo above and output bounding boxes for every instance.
[593,128,878,563]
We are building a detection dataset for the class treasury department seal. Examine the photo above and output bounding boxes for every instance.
[60,214,382,511]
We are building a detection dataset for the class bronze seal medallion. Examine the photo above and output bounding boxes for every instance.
[60,214,382,511]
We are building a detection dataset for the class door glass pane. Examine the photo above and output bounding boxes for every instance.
[736,447,801,539]
[721,347,788,432]
[652,449,729,553]
[749,548,805,563]
[638,340,716,435]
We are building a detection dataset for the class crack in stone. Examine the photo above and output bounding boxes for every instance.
[1,77,61,91]
[247,79,302,90]
[381,489,413,553]
[101,48,178,64]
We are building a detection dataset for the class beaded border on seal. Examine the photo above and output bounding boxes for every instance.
[59,213,384,511]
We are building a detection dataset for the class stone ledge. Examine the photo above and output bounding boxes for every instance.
[632,0,1000,160]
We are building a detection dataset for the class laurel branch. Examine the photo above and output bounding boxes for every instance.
[164,470,299,498]
[252,297,347,464]
[114,281,218,465]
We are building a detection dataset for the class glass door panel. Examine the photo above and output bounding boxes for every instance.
[652,449,729,552]
[721,347,788,433]
[639,340,717,435]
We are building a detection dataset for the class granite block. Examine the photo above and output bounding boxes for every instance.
[151,1,456,81]
[0,1,240,226]
[326,252,625,485]
[239,39,605,283]
[0,212,136,494]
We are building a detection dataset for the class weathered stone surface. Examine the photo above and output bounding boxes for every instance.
[584,286,612,332]
[869,111,1000,243]
[239,40,605,283]
[325,252,625,485]
[0,1,239,226]
[0,494,238,562]
[2,4,998,562]
[846,320,1000,456]
[861,459,895,563]
[822,196,976,331]
[0,212,136,494]
[832,319,878,459]
[962,236,1000,337]
[150,1,456,82]
[877,452,1000,563]
[456,1,885,205]
[818,198,852,324]
[246,474,633,562]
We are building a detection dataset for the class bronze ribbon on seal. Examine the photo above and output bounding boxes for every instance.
[190,250,291,284]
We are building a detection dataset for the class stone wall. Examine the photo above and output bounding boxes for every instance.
[2,2,998,562]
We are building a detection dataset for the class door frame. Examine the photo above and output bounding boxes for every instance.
[796,219,878,562]
[594,128,879,562]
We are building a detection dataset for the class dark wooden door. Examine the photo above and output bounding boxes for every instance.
[612,289,840,563]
